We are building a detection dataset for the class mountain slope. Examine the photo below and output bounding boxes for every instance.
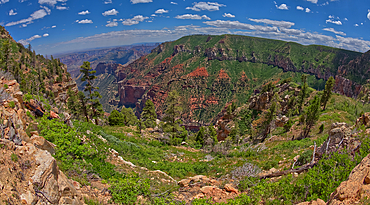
[116,34,365,123]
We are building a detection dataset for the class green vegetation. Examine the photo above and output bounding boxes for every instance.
[10,153,18,162]
[140,99,157,129]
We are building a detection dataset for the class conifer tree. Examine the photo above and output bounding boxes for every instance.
[141,99,157,128]
[108,110,125,126]
[298,74,308,112]
[163,91,182,134]
[77,91,89,123]
[261,100,277,142]
[80,61,103,125]
[301,95,321,139]
[67,88,80,119]
[195,126,205,146]
[321,76,335,110]
[1,39,11,71]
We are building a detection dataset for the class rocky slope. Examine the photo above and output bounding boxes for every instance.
[0,76,84,204]
[115,34,368,123]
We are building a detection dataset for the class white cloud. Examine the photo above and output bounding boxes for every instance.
[367,10,370,20]
[132,15,148,21]
[38,0,67,6]
[5,8,49,26]
[170,1,177,4]
[43,33,49,37]
[78,10,90,15]
[18,34,42,45]
[151,14,156,17]
[354,24,359,27]
[323,27,346,36]
[0,0,9,4]
[130,0,152,4]
[56,6,68,10]
[122,19,140,25]
[175,14,211,20]
[9,9,17,16]
[122,15,148,25]
[296,6,304,10]
[326,19,342,25]
[248,18,294,28]
[106,21,118,27]
[76,19,93,24]
[344,18,348,21]
[104,0,112,4]
[223,13,235,18]
[204,20,279,32]
[52,25,56,28]
[186,2,226,11]
[276,3,288,10]
[306,0,318,3]
[305,8,311,12]
[155,9,168,14]
[102,9,118,16]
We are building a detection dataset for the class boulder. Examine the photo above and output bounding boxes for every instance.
[31,135,56,155]
[327,154,370,205]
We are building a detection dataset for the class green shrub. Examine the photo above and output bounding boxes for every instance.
[11,153,18,162]
[110,174,150,204]
[8,101,15,108]
[296,149,313,166]
[3,84,8,89]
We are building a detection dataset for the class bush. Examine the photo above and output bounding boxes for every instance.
[3,84,8,89]
[108,110,125,126]
[11,153,18,162]
[8,101,15,108]
[296,149,313,166]
[110,174,150,204]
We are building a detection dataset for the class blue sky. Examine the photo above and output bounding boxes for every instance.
[1,0,369,55]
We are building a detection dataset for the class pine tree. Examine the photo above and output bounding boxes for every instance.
[1,39,11,71]
[298,74,308,113]
[195,127,205,146]
[261,100,277,142]
[141,99,157,128]
[321,76,335,110]
[108,110,125,126]
[301,95,321,139]
[80,61,103,125]
[67,88,80,119]
[163,91,182,134]
[77,91,89,123]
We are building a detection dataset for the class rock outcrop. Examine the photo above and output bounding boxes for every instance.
[175,175,239,203]
[327,153,370,205]
[0,75,84,205]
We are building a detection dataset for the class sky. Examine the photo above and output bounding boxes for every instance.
[1,0,370,55]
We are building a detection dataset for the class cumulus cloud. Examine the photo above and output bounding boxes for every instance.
[9,9,17,16]
[296,6,304,10]
[248,18,294,28]
[186,2,226,11]
[175,14,211,20]
[6,8,50,26]
[305,8,310,12]
[323,27,346,36]
[102,9,118,16]
[76,19,93,24]
[130,0,152,4]
[223,13,235,18]
[104,0,112,4]
[122,15,148,25]
[52,25,56,28]
[38,0,67,6]
[18,34,42,45]
[43,33,49,37]
[170,1,177,4]
[78,10,90,15]
[326,19,342,25]
[155,9,168,14]
[306,0,318,3]
[56,6,68,10]
[106,21,118,27]
[276,3,288,10]
[368,10,370,20]
[0,0,9,4]
[204,20,279,32]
